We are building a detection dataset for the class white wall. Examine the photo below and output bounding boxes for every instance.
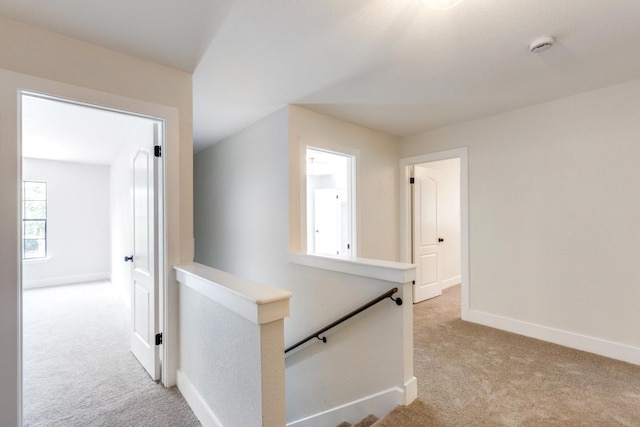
[421,158,461,289]
[400,78,640,363]
[22,159,110,288]
[178,284,264,426]
[193,108,410,424]
[0,16,193,426]
[289,106,400,262]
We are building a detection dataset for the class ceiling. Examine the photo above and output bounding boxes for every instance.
[22,95,155,165]
[4,0,640,155]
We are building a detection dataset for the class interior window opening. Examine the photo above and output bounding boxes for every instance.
[306,147,355,257]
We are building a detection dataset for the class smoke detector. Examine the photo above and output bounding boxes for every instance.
[529,36,555,53]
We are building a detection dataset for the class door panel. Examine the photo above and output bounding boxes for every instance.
[130,128,160,380]
[133,283,150,343]
[413,166,442,303]
[314,188,341,255]
[420,253,438,285]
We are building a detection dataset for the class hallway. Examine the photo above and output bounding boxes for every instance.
[413,285,640,425]
[22,281,199,426]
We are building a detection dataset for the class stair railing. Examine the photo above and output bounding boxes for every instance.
[284,287,403,354]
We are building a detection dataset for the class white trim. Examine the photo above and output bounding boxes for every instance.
[22,272,110,289]
[176,370,223,427]
[404,376,418,404]
[2,60,184,427]
[441,275,461,290]
[286,386,404,427]
[288,252,415,284]
[296,137,362,257]
[467,309,640,366]
[16,84,180,400]
[305,146,358,257]
[174,263,292,324]
[399,147,469,318]
[21,257,51,264]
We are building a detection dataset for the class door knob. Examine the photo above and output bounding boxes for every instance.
[438,238,444,242]
[124,255,133,262]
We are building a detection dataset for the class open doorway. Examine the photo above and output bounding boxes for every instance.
[411,159,461,302]
[400,148,469,318]
[20,93,167,421]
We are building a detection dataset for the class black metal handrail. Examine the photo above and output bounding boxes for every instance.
[284,287,403,354]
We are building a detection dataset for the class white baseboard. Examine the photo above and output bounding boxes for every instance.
[176,370,223,427]
[441,275,461,290]
[23,272,110,289]
[287,387,404,427]
[466,309,640,366]
[404,376,418,405]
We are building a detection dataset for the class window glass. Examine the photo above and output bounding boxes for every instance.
[23,181,47,259]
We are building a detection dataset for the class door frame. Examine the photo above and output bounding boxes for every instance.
[14,80,179,424]
[399,147,470,319]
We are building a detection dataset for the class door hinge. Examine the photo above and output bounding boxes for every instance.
[410,177,415,184]
[155,333,163,345]
[154,145,162,157]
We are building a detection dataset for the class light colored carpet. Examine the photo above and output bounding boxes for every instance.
[376,284,640,426]
[22,281,200,427]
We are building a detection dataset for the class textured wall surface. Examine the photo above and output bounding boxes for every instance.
[401,77,640,352]
[179,284,262,426]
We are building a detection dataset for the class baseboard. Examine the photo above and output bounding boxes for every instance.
[466,309,640,366]
[23,272,110,289]
[404,376,418,405]
[287,387,404,427]
[441,275,461,290]
[176,370,223,427]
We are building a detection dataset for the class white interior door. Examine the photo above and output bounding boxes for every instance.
[314,188,341,255]
[413,166,442,303]
[130,125,160,380]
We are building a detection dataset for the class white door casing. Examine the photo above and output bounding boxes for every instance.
[413,166,442,303]
[305,146,355,257]
[130,123,160,380]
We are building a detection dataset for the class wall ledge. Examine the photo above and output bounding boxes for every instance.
[288,253,415,284]
[174,262,292,324]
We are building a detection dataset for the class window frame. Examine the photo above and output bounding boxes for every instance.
[304,146,357,257]
[22,180,48,260]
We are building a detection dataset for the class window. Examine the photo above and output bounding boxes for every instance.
[306,148,355,256]
[22,181,47,259]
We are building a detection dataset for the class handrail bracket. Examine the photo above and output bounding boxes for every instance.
[389,287,403,306]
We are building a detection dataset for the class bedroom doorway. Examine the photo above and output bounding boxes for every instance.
[20,92,167,420]
[400,147,469,318]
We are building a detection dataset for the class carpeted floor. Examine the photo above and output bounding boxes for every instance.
[24,282,640,426]
[22,281,200,427]
[382,284,640,426]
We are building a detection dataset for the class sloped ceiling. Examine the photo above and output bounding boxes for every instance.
[3,0,640,154]
[21,95,154,166]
